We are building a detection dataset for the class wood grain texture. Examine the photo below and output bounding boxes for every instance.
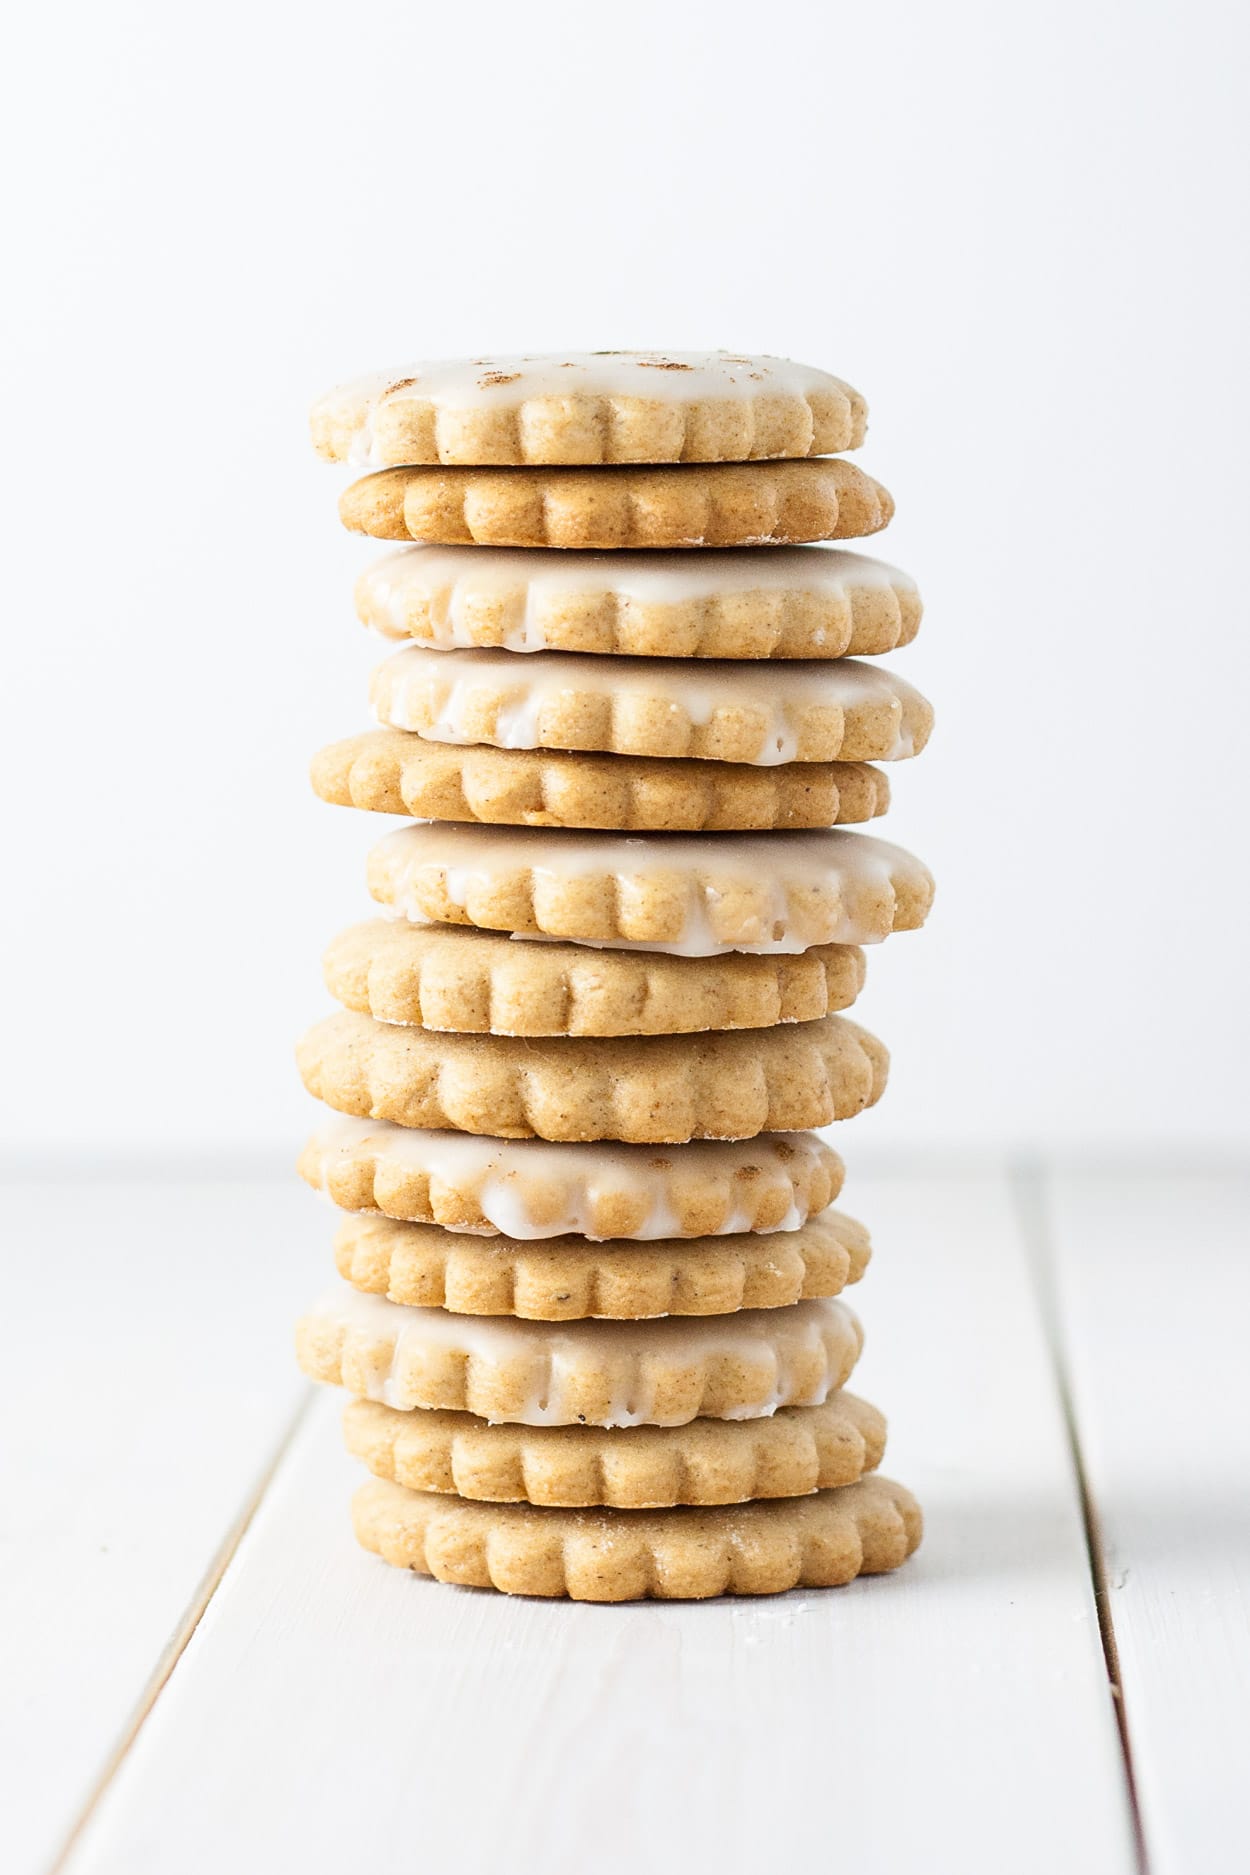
[61,1168,1137,1875]
[0,1177,315,1875]
[1044,1166,1250,1875]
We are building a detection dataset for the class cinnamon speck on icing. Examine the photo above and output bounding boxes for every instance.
[478,371,521,387]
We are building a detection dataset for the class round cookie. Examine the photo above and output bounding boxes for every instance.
[299,1119,845,1239]
[296,1010,889,1143]
[370,646,933,766]
[352,1473,922,1600]
[343,1391,887,1507]
[296,1285,863,1425]
[333,1207,871,1318]
[311,352,866,468]
[355,544,922,660]
[314,730,890,832]
[321,920,866,1036]
[368,822,935,953]
[340,459,893,550]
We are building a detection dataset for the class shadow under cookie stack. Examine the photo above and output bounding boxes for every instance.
[296,351,935,1602]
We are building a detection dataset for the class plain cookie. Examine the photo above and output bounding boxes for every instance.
[314,730,890,831]
[321,920,866,1035]
[333,1206,871,1318]
[340,459,894,550]
[296,1009,889,1142]
[352,1473,922,1599]
[343,1390,886,1507]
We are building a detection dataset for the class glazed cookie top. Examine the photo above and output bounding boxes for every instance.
[300,1117,844,1240]
[368,821,935,953]
[354,544,922,660]
[299,1283,863,1425]
[369,645,933,766]
[311,352,866,468]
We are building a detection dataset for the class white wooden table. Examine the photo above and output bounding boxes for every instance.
[3,1158,1246,1875]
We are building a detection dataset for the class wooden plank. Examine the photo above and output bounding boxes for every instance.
[0,1176,315,1875]
[65,1169,1136,1875]
[1042,1165,1250,1875]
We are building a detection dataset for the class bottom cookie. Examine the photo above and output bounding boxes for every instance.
[352,1473,922,1600]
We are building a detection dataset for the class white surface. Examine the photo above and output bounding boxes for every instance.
[10,1163,1216,1875]
[1047,1168,1250,1875]
[3,0,1250,1155]
[0,1178,315,1875]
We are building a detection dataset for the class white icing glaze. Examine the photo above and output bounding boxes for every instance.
[369,645,927,765]
[320,354,858,466]
[308,1283,861,1425]
[356,544,917,651]
[306,1116,831,1240]
[368,823,932,955]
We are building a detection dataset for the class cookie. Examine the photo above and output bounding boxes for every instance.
[313,730,890,832]
[369,646,933,767]
[352,1473,921,1599]
[296,1010,888,1142]
[333,1207,871,1318]
[311,352,866,467]
[322,920,866,1035]
[355,543,922,660]
[343,1390,887,1507]
[299,1119,844,1239]
[368,822,935,953]
[296,1285,863,1424]
[340,459,894,550]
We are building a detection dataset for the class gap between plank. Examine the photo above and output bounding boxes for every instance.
[1011,1161,1150,1875]
[47,1388,316,1875]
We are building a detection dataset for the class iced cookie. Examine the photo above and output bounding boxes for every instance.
[296,1009,888,1142]
[369,646,933,766]
[311,352,866,467]
[299,1119,844,1239]
[340,459,893,550]
[322,920,866,1036]
[355,543,922,660]
[343,1390,887,1507]
[333,1206,871,1318]
[313,730,890,832]
[352,1473,922,1599]
[296,1285,863,1424]
[368,822,935,953]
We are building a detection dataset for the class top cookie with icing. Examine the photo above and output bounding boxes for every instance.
[310,352,866,468]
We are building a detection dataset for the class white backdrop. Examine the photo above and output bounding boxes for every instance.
[3,0,1247,1160]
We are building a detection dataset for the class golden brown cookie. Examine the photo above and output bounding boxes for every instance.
[296,1010,888,1142]
[368,822,935,952]
[313,730,889,832]
[299,1119,844,1239]
[343,1390,887,1507]
[340,458,893,550]
[296,1285,863,1424]
[369,646,933,766]
[333,1206,871,1318]
[356,543,922,660]
[322,920,866,1036]
[311,352,866,467]
[352,1473,922,1599]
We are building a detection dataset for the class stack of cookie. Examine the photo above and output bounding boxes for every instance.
[296,353,934,1602]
